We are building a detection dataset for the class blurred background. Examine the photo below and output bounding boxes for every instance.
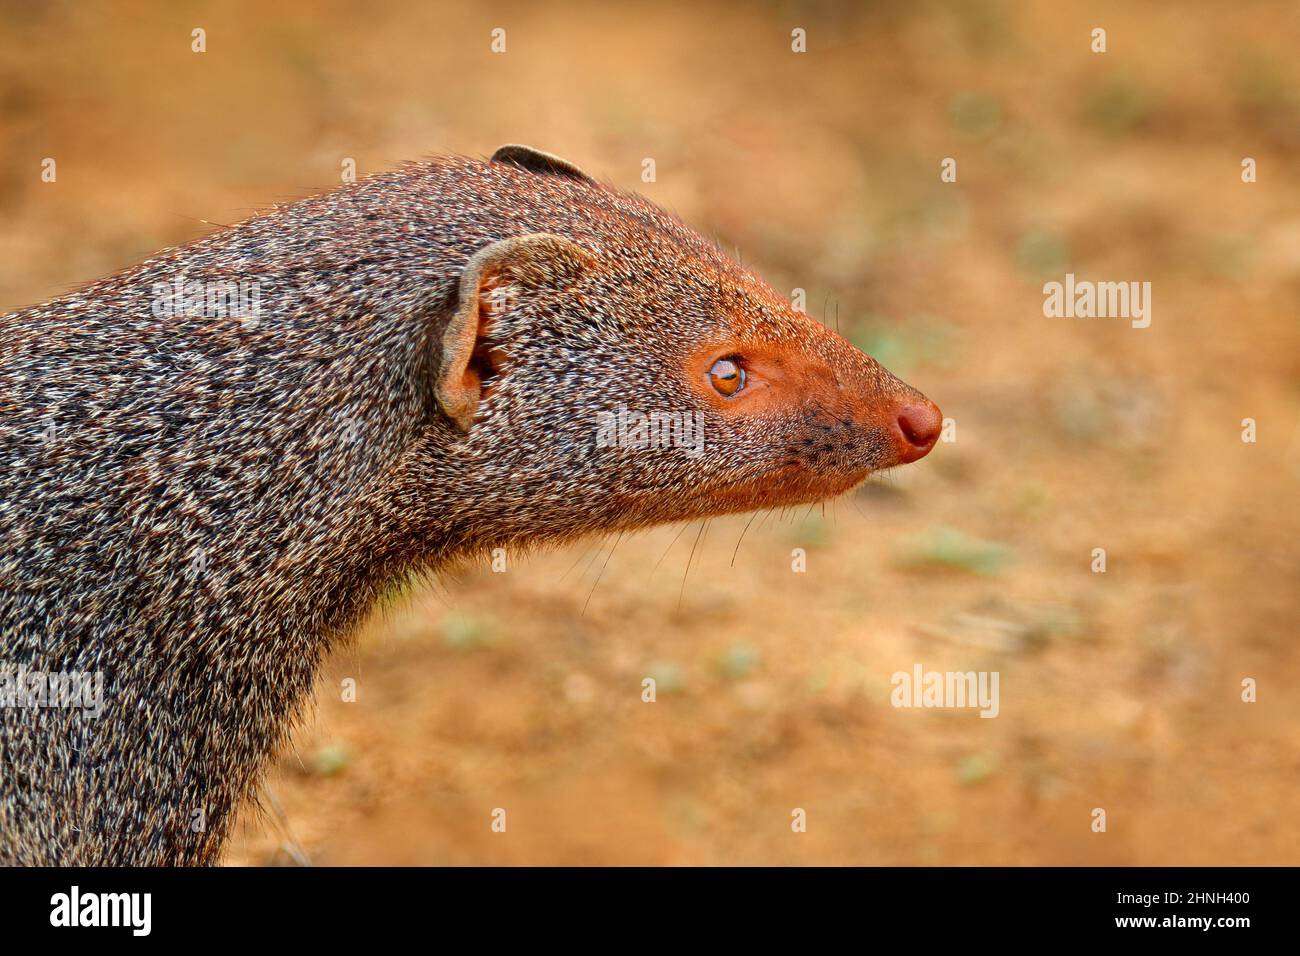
[1,0,1297,865]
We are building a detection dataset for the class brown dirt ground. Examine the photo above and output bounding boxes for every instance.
[1,0,1296,865]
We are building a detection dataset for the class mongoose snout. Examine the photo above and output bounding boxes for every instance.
[0,143,940,865]
[666,322,941,516]
[893,401,944,463]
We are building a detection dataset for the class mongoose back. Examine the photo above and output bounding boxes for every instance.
[0,146,941,865]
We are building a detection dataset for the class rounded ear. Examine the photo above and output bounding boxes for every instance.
[490,145,597,186]
[436,233,596,432]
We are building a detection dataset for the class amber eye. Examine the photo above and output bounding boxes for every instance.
[708,357,746,397]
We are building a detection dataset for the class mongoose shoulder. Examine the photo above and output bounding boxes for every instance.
[0,145,941,865]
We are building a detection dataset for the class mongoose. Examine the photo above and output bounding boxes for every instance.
[0,145,941,866]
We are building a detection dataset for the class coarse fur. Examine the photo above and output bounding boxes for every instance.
[0,147,938,865]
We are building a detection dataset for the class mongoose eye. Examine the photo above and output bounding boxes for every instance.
[709,357,746,397]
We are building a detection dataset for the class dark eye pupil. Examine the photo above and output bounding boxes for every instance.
[709,358,744,395]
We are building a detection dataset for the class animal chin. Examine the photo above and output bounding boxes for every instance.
[702,463,872,515]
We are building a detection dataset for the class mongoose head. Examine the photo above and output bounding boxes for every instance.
[0,146,944,865]
[426,146,941,546]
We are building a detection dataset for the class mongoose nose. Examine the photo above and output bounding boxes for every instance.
[893,400,943,463]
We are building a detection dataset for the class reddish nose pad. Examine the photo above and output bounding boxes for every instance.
[893,401,943,463]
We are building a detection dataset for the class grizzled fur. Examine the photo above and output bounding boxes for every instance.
[0,148,927,865]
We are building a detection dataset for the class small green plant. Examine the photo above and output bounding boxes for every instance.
[896,526,1013,576]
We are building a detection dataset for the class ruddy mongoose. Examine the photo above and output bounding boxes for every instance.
[0,145,941,864]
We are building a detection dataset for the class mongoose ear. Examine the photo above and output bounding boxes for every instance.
[436,233,596,432]
[490,144,597,186]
